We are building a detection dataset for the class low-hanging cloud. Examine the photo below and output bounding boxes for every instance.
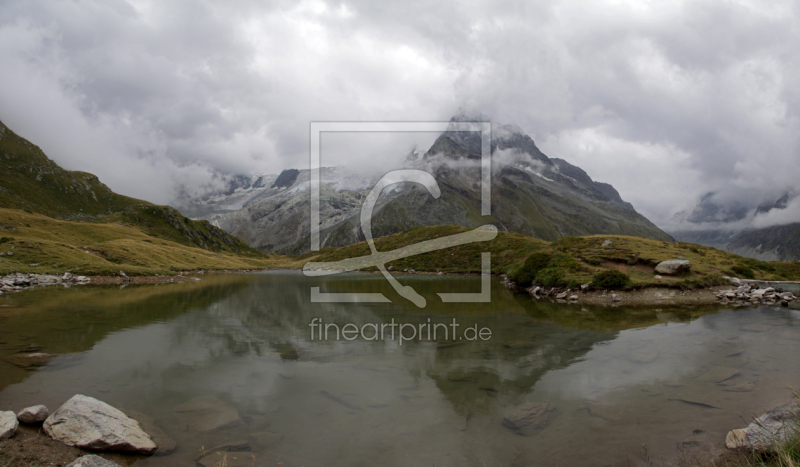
[0,0,798,226]
[752,196,800,229]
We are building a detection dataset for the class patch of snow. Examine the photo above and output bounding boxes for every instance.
[524,166,553,182]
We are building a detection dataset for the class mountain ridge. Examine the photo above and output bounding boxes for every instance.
[186,115,673,254]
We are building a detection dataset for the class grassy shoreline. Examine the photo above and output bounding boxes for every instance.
[3,213,799,294]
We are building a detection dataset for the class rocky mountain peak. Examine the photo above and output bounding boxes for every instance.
[272,169,300,188]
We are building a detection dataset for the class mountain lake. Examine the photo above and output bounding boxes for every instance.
[1,271,799,466]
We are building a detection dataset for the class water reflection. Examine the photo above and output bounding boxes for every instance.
[0,272,798,467]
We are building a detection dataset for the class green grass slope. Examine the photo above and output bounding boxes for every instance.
[0,118,267,261]
[0,208,300,275]
[0,120,146,219]
[306,225,800,288]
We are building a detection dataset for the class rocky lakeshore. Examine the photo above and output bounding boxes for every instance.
[0,393,300,467]
[504,275,799,308]
[0,269,269,293]
[0,395,161,466]
[1,273,90,296]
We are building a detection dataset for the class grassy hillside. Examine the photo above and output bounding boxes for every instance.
[0,118,270,263]
[103,204,263,254]
[0,120,146,219]
[306,225,800,288]
[0,208,301,276]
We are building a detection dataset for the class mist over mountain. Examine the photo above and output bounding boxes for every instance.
[668,190,800,261]
[176,114,672,254]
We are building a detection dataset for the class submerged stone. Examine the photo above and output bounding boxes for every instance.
[502,403,556,436]
[173,395,241,433]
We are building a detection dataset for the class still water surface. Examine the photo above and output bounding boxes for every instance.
[1,271,799,466]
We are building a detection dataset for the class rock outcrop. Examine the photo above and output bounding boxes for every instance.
[43,395,156,454]
[655,259,691,275]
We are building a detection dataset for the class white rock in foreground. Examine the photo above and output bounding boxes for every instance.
[655,259,691,275]
[66,455,122,467]
[745,400,800,452]
[0,410,18,439]
[43,395,156,454]
[725,428,747,449]
[17,405,49,424]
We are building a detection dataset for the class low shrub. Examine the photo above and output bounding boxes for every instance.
[731,264,755,279]
[535,267,567,287]
[508,252,582,287]
[508,252,552,287]
[591,270,630,289]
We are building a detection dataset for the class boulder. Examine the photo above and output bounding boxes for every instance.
[43,394,156,454]
[17,405,48,424]
[555,292,567,299]
[745,400,800,452]
[173,395,241,433]
[726,429,747,449]
[0,410,18,439]
[502,403,556,436]
[655,259,691,275]
[66,455,122,467]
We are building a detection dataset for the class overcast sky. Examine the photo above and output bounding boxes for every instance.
[1,0,799,227]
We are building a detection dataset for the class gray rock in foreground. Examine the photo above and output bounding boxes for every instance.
[43,394,156,454]
[0,410,18,439]
[745,400,800,452]
[502,403,556,436]
[655,259,691,275]
[17,405,49,424]
[66,455,122,467]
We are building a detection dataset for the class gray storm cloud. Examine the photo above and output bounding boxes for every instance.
[0,0,798,228]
